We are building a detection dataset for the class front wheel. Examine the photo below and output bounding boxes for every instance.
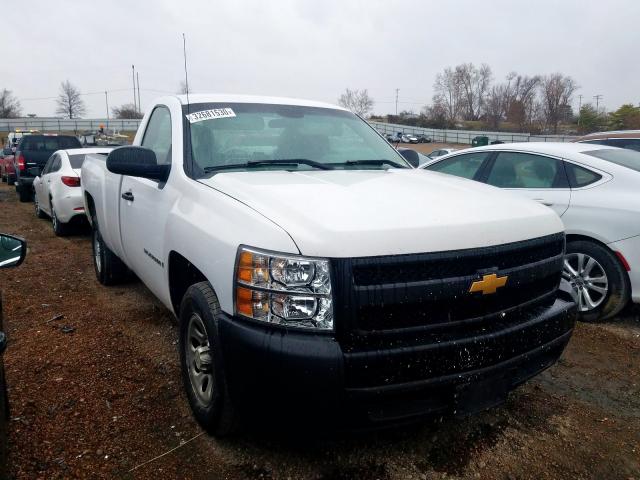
[562,240,630,322]
[34,194,47,219]
[179,282,238,436]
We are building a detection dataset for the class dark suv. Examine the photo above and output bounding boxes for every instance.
[13,135,82,202]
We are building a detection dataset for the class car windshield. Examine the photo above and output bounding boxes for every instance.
[584,148,640,173]
[184,103,410,176]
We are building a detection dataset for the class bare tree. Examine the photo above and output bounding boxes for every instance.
[432,67,463,125]
[539,73,578,133]
[0,89,22,118]
[337,88,374,117]
[456,63,492,121]
[484,84,509,129]
[112,103,143,119]
[55,80,86,119]
[503,73,541,131]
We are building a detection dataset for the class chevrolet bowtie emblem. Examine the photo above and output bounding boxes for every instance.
[469,273,508,295]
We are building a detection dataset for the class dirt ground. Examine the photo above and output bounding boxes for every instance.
[0,181,639,480]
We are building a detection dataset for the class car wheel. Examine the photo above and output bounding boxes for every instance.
[562,240,630,322]
[51,203,68,236]
[34,194,47,219]
[17,184,31,203]
[7,176,15,186]
[179,282,239,436]
[91,215,128,285]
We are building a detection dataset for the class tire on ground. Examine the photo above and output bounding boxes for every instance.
[92,216,128,285]
[567,240,630,322]
[179,282,239,436]
[17,185,31,203]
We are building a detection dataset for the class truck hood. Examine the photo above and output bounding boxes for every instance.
[199,169,564,257]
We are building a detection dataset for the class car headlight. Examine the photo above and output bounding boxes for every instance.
[235,246,333,330]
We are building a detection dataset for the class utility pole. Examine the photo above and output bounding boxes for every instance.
[132,65,137,116]
[136,72,141,114]
[395,88,399,116]
[105,91,109,120]
[593,94,603,113]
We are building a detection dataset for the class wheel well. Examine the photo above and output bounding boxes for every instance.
[565,234,629,272]
[84,193,96,224]
[168,251,208,315]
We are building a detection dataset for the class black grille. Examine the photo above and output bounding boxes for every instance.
[332,232,565,342]
[330,232,572,394]
[352,234,564,286]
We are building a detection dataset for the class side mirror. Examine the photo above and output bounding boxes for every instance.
[398,149,419,168]
[106,146,170,182]
[0,234,26,269]
[28,167,40,177]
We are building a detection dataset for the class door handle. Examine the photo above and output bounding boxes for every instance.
[533,198,553,206]
[121,191,134,202]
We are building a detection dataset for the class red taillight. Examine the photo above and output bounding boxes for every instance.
[61,176,81,187]
[615,251,631,271]
[17,153,25,171]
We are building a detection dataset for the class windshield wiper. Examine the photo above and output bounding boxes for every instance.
[340,159,408,169]
[203,158,334,173]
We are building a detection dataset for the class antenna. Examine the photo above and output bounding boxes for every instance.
[182,33,194,176]
[182,33,190,106]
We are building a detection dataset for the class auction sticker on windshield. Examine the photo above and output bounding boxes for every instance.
[185,108,236,123]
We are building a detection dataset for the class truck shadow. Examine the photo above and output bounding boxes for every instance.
[218,385,564,478]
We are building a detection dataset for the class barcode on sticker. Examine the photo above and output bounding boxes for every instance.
[185,108,236,123]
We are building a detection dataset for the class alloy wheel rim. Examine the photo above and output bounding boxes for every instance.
[186,313,214,406]
[562,253,608,312]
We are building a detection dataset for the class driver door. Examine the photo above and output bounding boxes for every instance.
[119,106,175,300]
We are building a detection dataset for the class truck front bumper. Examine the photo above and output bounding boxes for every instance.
[217,297,576,429]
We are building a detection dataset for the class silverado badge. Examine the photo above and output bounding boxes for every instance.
[469,273,508,295]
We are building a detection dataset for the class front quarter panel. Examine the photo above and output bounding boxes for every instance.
[164,181,300,315]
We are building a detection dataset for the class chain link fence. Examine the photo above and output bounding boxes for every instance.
[0,118,142,134]
[369,121,577,145]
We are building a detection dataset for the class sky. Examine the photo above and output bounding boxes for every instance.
[3,0,639,118]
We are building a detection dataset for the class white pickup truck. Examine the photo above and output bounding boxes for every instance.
[82,94,575,434]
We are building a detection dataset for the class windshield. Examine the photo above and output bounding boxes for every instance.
[184,103,410,176]
[584,148,640,173]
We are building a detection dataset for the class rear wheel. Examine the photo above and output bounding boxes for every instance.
[562,240,630,322]
[179,282,238,436]
[91,216,128,285]
[51,203,68,236]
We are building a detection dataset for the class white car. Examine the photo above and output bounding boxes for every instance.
[428,148,458,159]
[81,94,574,434]
[33,147,112,235]
[421,142,640,321]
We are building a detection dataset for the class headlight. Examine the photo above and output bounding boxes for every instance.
[235,247,333,330]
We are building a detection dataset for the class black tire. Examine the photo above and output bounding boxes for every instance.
[34,194,47,219]
[7,176,15,186]
[1,173,6,183]
[91,215,128,285]
[50,203,68,236]
[565,240,630,322]
[17,184,31,203]
[179,282,239,436]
